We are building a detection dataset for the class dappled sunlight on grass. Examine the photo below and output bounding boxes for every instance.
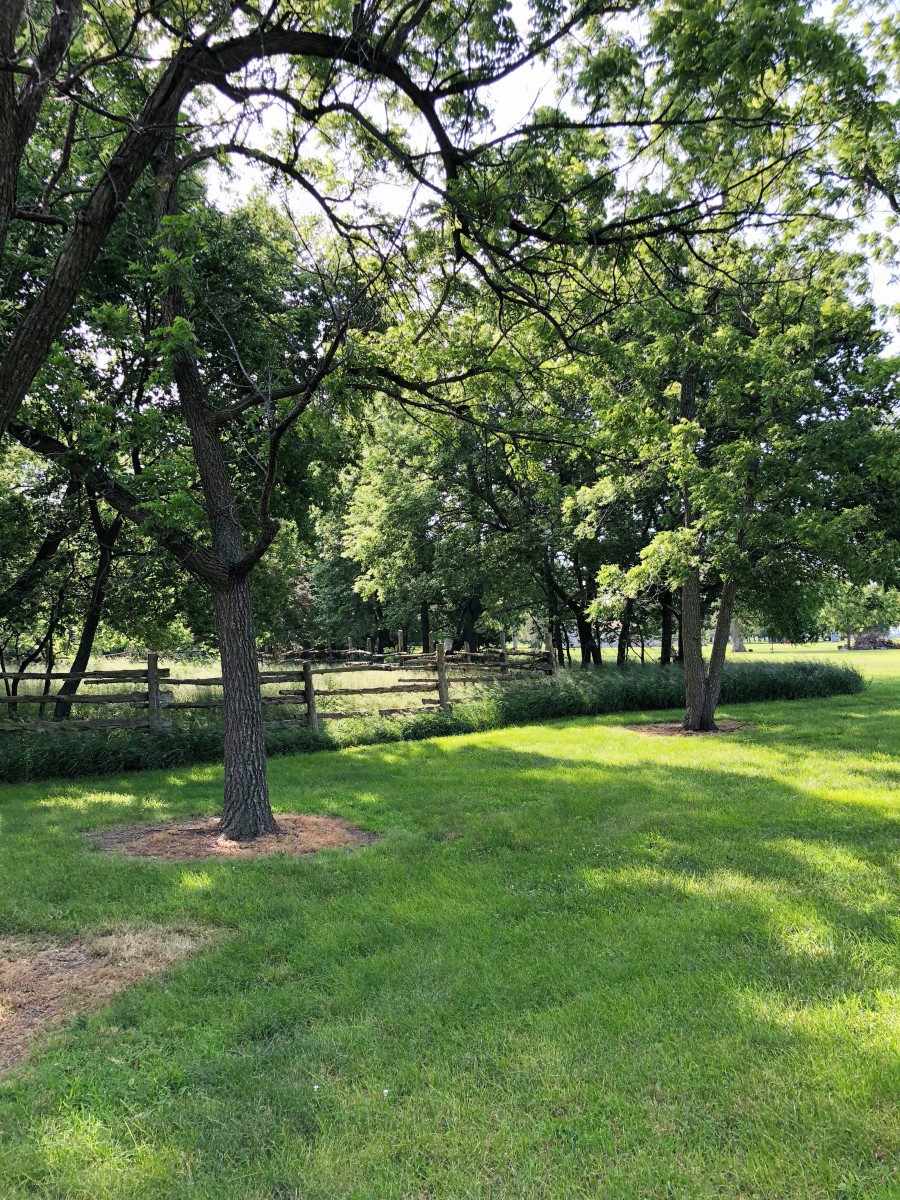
[0,657,898,1197]
[731,982,900,1041]
[179,871,215,892]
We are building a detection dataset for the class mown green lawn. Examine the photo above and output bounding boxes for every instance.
[1,647,898,1198]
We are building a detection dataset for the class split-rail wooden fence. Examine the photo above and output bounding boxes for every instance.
[0,636,556,734]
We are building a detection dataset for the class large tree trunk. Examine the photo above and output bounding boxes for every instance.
[729,617,746,652]
[452,596,483,652]
[54,508,122,719]
[660,589,673,666]
[214,575,277,840]
[156,157,278,841]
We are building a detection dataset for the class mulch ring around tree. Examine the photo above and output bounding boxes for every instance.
[85,813,377,861]
[0,926,202,1073]
[623,721,754,737]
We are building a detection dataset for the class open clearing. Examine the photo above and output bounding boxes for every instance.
[0,645,897,1198]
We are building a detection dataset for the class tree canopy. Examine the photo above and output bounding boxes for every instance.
[1,0,898,834]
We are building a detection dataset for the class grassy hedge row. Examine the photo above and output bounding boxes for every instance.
[0,660,864,786]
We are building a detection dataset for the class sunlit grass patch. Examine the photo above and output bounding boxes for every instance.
[0,655,897,1197]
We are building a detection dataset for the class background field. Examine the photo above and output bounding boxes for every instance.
[0,639,874,724]
[0,644,897,1198]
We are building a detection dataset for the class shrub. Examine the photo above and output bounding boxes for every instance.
[0,660,864,785]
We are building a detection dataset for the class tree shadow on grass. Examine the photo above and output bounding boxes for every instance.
[0,734,898,1197]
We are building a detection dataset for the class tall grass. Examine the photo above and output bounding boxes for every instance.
[0,660,863,785]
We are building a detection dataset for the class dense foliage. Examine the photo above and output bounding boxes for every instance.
[1,0,898,826]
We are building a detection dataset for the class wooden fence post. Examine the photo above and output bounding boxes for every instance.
[147,652,163,730]
[435,644,450,711]
[397,628,404,654]
[366,637,372,656]
[544,632,558,676]
[427,633,434,654]
[303,659,319,730]
[500,629,508,663]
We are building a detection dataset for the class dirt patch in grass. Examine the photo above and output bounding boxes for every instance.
[0,926,200,1073]
[624,721,754,737]
[86,813,377,861]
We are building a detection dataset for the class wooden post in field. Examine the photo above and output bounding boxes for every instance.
[303,659,318,730]
[147,652,163,731]
[544,632,558,676]
[366,637,372,656]
[435,644,450,711]
[427,633,435,654]
[397,628,404,654]
[500,629,508,663]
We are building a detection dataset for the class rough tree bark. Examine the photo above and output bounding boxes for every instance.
[213,575,274,840]
[167,340,278,838]
[54,503,122,719]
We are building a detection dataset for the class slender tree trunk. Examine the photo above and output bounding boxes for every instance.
[681,571,739,732]
[575,613,595,667]
[420,601,431,654]
[729,617,746,652]
[591,622,603,666]
[552,617,565,666]
[37,630,56,720]
[8,590,63,717]
[54,511,122,719]
[697,580,738,729]
[562,623,572,667]
[0,482,77,622]
[214,575,277,840]
[616,599,633,670]
[680,569,707,728]
[660,590,673,666]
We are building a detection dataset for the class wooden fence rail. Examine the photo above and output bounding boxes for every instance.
[0,639,555,734]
